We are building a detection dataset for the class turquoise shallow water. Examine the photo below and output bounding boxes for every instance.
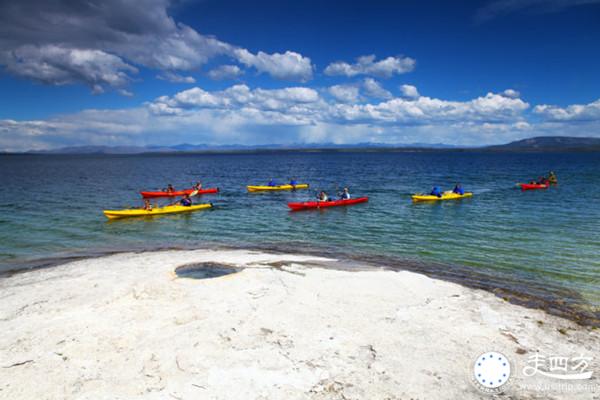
[0,152,599,316]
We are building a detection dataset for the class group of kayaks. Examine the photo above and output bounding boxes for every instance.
[103,172,558,219]
[103,182,368,219]
[103,185,220,219]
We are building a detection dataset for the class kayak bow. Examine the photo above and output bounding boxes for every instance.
[288,197,368,211]
[103,203,212,219]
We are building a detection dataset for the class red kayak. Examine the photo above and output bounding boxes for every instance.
[288,197,369,211]
[140,187,219,198]
[519,183,548,191]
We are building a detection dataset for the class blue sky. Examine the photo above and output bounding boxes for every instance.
[1,0,600,151]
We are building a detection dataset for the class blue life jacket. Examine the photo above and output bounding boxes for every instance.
[290,180,298,185]
[453,186,464,195]
[180,198,192,207]
[430,187,442,197]
[268,180,276,186]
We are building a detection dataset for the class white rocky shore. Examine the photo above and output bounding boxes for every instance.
[1,249,598,400]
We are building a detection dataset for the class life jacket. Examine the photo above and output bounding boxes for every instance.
[430,187,442,197]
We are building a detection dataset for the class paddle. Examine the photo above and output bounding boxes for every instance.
[185,181,199,197]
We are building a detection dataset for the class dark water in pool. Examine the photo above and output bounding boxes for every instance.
[0,152,598,317]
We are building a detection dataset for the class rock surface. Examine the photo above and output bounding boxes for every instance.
[0,249,598,399]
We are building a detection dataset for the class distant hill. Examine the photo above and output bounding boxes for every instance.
[32,145,155,154]
[8,136,599,154]
[484,136,600,152]
[25,142,458,154]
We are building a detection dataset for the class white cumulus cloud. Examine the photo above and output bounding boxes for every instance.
[328,85,360,103]
[363,78,392,99]
[149,84,323,125]
[12,85,597,152]
[0,45,137,90]
[502,89,520,98]
[400,84,420,99]
[157,71,196,83]
[534,99,600,121]
[324,55,415,78]
[329,92,530,124]
[233,49,313,82]
[0,0,315,93]
[207,65,244,80]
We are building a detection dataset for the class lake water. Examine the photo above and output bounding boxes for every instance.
[1,152,599,321]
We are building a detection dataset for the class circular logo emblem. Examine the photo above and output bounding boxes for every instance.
[472,351,511,393]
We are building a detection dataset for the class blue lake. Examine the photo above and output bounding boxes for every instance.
[0,152,598,318]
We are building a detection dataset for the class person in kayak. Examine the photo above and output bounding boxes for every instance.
[268,179,278,187]
[548,171,557,184]
[290,178,298,186]
[317,191,329,201]
[141,199,153,211]
[452,183,464,195]
[164,184,175,193]
[339,188,351,200]
[178,194,193,207]
[430,186,442,198]
[193,182,202,190]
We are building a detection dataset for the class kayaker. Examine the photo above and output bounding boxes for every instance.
[165,184,175,193]
[430,186,442,198]
[141,199,153,211]
[317,191,329,201]
[193,182,202,190]
[452,183,464,195]
[548,171,557,184]
[268,179,277,187]
[178,194,193,207]
[339,188,351,200]
[290,178,298,186]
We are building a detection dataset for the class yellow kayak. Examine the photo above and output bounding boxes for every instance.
[411,191,473,202]
[247,184,309,192]
[103,203,212,219]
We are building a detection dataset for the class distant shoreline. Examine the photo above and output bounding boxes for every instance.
[3,135,600,155]
[3,146,600,156]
